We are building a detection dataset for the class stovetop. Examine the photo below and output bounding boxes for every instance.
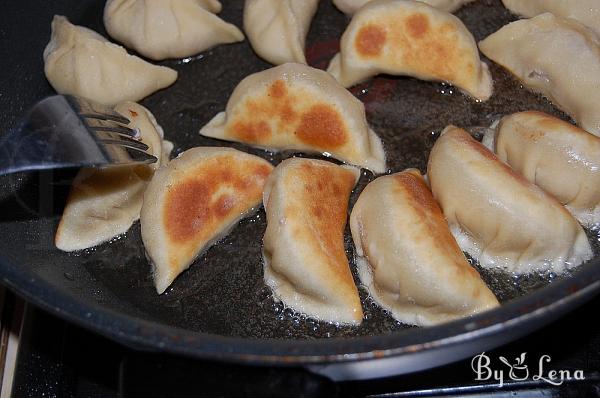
[8,293,600,397]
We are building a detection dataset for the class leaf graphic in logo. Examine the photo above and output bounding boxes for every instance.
[499,356,511,368]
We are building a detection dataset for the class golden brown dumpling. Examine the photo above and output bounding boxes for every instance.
[263,158,363,324]
[350,169,499,326]
[200,63,386,173]
[428,126,592,274]
[327,0,492,100]
[141,147,273,294]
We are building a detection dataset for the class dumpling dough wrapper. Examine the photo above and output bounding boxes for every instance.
[486,111,600,227]
[350,169,499,326]
[428,125,592,274]
[44,15,177,106]
[141,147,273,294]
[55,102,172,252]
[262,158,363,324]
[200,63,386,173]
[327,0,492,100]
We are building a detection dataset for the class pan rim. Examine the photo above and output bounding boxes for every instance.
[1,252,599,364]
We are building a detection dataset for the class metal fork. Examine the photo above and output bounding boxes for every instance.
[0,95,157,175]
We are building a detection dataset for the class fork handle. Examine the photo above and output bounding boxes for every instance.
[0,124,44,174]
[0,96,110,175]
[0,120,82,175]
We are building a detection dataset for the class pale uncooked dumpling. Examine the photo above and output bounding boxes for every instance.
[244,0,318,65]
[327,0,492,100]
[502,0,600,36]
[200,63,386,173]
[263,158,363,324]
[43,15,177,106]
[350,169,499,326]
[479,13,600,136]
[141,147,273,294]
[427,125,592,274]
[485,111,600,227]
[104,0,245,61]
[333,0,475,15]
[55,102,172,252]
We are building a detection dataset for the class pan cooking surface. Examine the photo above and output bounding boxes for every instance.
[1,0,599,344]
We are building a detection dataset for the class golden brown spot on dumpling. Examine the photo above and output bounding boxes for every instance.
[128,109,138,118]
[227,80,302,143]
[296,105,347,149]
[355,24,387,57]
[232,120,271,141]
[292,163,356,281]
[268,80,287,98]
[214,194,236,217]
[253,164,273,180]
[164,179,212,243]
[163,156,272,244]
[74,167,142,196]
[406,13,430,39]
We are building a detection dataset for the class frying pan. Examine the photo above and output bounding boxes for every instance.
[1,0,599,381]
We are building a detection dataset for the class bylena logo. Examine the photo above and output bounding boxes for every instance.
[471,352,585,387]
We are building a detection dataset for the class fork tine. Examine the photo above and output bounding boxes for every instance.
[80,110,130,125]
[93,126,148,150]
[65,95,131,125]
[85,118,139,138]
[98,136,149,151]
[101,141,159,165]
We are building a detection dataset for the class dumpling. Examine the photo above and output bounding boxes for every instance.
[263,158,363,324]
[479,13,600,136]
[200,63,386,173]
[104,0,245,61]
[55,102,172,252]
[141,147,273,294]
[485,111,600,227]
[502,0,600,36]
[244,0,318,65]
[327,0,492,100]
[333,0,475,15]
[44,15,177,106]
[427,125,592,274]
[350,169,499,326]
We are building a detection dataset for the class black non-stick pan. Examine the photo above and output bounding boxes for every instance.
[1,0,599,381]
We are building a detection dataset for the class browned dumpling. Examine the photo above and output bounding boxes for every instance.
[263,158,363,324]
[141,147,273,294]
[485,111,600,226]
[327,0,492,100]
[200,63,386,173]
[428,126,592,274]
[55,102,172,252]
[350,169,499,326]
